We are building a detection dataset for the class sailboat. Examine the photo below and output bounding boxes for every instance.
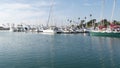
[43,26,61,33]
[90,0,120,37]
[42,0,62,34]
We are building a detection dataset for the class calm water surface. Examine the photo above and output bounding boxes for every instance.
[0,32,120,68]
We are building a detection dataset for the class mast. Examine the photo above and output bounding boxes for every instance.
[47,0,54,27]
[100,0,105,25]
[110,0,116,23]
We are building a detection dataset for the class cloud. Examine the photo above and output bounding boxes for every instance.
[39,1,52,6]
[0,3,31,10]
[0,0,58,25]
[32,1,56,8]
[0,2,49,24]
[83,1,101,7]
[83,3,92,7]
[0,10,47,24]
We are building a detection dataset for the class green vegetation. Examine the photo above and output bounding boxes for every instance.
[69,17,120,28]
[67,14,120,29]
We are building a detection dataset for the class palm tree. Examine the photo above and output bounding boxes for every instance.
[84,16,87,28]
[90,14,93,27]
[80,20,85,28]
[78,17,80,26]
[90,14,92,17]
[70,20,72,23]
[78,17,80,20]
[67,19,72,26]
[85,17,87,20]
[67,19,72,23]
[78,17,80,23]
[67,19,69,22]
[100,0,105,26]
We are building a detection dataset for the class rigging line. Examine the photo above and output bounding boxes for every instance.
[100,0,105,21]
[47,0,54,27]
[110,0,116,23]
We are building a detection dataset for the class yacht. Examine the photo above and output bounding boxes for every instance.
[43,26,62,33]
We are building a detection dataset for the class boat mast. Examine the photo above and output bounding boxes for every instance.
[47,0,54,27]
[110,0,116,23]
[100,0,105,25]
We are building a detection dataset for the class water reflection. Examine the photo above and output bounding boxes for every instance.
[108,38,115,68]
[49,35,55,68]
[98,38,106,68]
[90,36,120,68]
[0,32,120,68]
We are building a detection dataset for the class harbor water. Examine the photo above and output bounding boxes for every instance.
[0,32,120,68]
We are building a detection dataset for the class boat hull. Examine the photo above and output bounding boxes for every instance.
[90,31,120,37]
[42,29,62,34]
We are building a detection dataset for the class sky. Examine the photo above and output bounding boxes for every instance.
[0,0,120,26]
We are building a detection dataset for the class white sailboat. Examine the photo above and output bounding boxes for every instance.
[43,26,60,33]
[42,0,61,34]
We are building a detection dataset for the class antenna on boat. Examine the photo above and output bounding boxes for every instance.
[47,0,54,27]
[110,0,116,23]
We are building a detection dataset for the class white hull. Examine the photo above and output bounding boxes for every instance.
[43,29,57,33]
